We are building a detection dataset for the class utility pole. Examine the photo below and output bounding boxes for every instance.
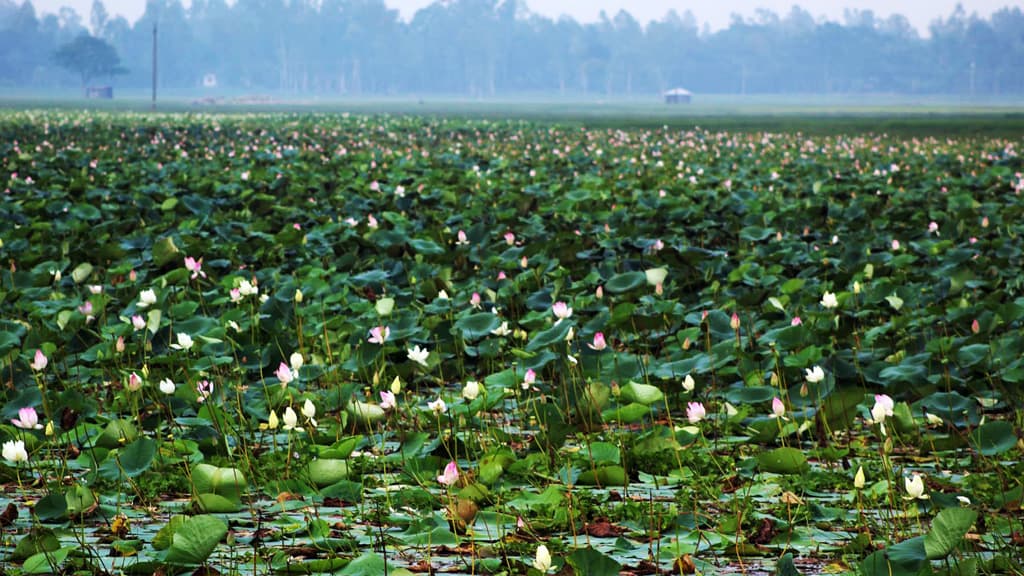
[152,21,158,111]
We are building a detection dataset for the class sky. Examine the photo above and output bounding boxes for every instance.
[29,0,1011,34]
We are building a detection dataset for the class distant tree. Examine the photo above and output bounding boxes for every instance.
[53,33,127,91]
[90,0,108,37]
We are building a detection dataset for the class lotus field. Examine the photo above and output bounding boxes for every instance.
[1,110,1023,576]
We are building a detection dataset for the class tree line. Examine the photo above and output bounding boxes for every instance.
[1,0,1022,97]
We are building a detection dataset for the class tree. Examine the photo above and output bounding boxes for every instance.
[53,33,127,91]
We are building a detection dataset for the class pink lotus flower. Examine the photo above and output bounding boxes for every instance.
[184,256,206,280]
[891,239,900,251]
[380,390,396,410]
[772,397,786,419]
[971,319,980,334]
[522,368,537,389]
[928,221,939,235]
[686,402,706,424]
[595,286,603,299]
[276,362,294,385]
[368,326,390,345]
[551,301,572,322]
[30,349,47,371]
[504,232,515,245]
[116,336,125,353]
[470,292,482,309]
[437,460,459,486]
[791,317,803,326]
[127,372,142,392]
[78,301,93,316]
[131,315,146,331]
[588,332,607,351]
[730,312,741,330]
[196,380,214,403]
[12,407,42,430]
[455,230,470,246]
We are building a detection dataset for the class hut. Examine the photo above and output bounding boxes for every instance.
[85,86,113,99]
[663,88,692,104]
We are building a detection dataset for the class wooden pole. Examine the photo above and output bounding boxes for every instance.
[152,21,158,111]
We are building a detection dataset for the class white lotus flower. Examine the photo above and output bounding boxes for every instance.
[2,439,28,464]
[904,473,928,500]
[804,365,825,383]
[170,332,193,351]
[820,291,838,309]
[407,345,430,368]
[138,289,157,309]
[533,544,552,573]
[462,380,480,401]
[282,406,299,430]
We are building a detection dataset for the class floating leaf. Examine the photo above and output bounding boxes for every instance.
[618,381,664,405]
[861,536,928,576]
[604,271,646,293]
[924,507,978,560]
[969,421,1017,456]
[757,447,808,474]
[454,312,502,341]
[164,515,228,565]
[567,546,621,576]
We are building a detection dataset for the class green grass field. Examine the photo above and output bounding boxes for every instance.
[2,92,1023,136]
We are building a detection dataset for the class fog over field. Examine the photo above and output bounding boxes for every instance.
[2,0,1023,98]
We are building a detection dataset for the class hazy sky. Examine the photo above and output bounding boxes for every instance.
[31,0,1010,34]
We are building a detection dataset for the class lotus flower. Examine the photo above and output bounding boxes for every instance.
[282,406,299,430]
[686,401,706,424]
[407,345,430,367]
[522,368,536,389]
[12,407,42,430]
[682,374,695,392]
[368,326,390,345]
[533,545,552,572]
[428,397,447,414]
[854,466,865,489]
[437,460,459,486]
[805,365,825,383]
[904,473,928,500]
[820,291,838,309]
[131,315,146,331]
[159,378,176,395]
[380,390,396,410]
[2,439,28,464]
[588,332,607,351]
[127,372,142,391]
[138,288,157,308]
[276,362,294,385]
[289,352,304,372]
[196,380,214,403]
[551,301,572,322]
[184,256,206,279]
[462,380,480,401]
[491,321,511,337]
[30,349,48,371]
[170,332,194,351]
[771,397,786,419]
[302,399,317,427]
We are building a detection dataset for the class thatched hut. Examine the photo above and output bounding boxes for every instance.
[663,88,692,104]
